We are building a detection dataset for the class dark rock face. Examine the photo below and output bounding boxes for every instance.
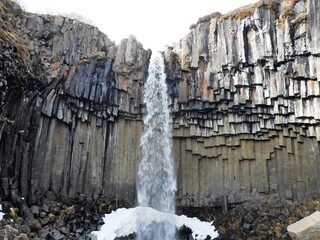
[164,0,320,206]
[1,0,320,211]
[177,198,320,240]
[0,0,151,204]
[0,194,120,239]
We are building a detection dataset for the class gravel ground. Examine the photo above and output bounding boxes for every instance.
[1,194,319,239]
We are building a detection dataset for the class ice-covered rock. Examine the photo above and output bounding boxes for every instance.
[90,207,218,240]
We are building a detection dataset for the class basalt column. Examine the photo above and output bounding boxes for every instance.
[165,0,320,207]
[0,0,151,204]
[2,0,320,208]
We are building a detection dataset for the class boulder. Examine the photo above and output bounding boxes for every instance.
[25,15,44,38]
[287,211,320,240]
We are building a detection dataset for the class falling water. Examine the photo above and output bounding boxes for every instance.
[137,52,177,240]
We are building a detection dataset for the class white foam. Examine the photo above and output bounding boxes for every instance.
[0,204,4,220]
[91,207,218,240]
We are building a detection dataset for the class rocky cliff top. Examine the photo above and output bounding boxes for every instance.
[191,0,304,25]
[0,0,151,119]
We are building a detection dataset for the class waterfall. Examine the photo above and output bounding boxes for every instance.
[91,52,218,240]
[137,52,177,240]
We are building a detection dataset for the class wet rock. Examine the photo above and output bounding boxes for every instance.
[59,226,70,235]
[1,202,13,213]
[242,222,251,230]
[177,225,193,239]
[47,213,56,223]
[50,206,61,215]
[19,225,29,233]
[39,217,48,226]
[30,205,40,217]
[41,203,49,213]
[24,215,41,232]
[50,229,64,240]
[14,234,28,240]
[14,217,23,225]
[243,213,254,224]
[38,227,50,239]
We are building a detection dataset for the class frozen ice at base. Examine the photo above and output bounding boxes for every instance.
[0,205,4,220]
[91,206,218,240]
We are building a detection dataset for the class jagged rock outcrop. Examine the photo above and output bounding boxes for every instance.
[0,0,151,204]
[164,0,320,206]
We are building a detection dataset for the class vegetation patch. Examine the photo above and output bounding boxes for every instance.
[187,0,308,33]
[217,0,305,24]
[190,12,222,29]
[219,0,281,21]
[290,12,308,27]
[0,0,29,63]
[0,29,28,53]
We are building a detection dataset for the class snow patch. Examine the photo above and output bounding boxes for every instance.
[0,204,4,220]
[91,207,218,240]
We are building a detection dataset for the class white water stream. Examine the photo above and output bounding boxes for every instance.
[91,53,218,240]
[136,52,177,239]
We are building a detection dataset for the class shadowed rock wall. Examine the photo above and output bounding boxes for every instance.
[0,0,150,204]
[164,0,320,206]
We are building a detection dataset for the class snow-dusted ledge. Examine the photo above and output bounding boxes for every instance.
[90,207,218,240]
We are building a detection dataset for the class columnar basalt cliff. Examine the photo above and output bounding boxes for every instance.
[164,0,320,206]
[0,0,151,204]
[1,0,320,208]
